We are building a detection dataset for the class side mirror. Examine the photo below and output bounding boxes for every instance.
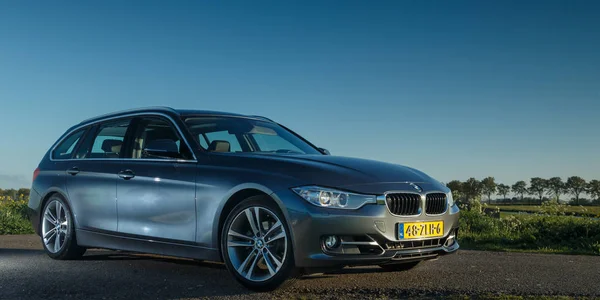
[318,147,331,155]
[143,139,180,159]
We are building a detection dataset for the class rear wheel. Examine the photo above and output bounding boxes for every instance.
[41,195,86,260]
[220,196,295,291]
[379,261,420,272]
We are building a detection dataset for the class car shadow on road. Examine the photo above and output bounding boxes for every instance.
[1,248,256,298]
[327,267,392,275]
[0,248,45,256]
[81,251,228,269]
[81,250,408,279]
[1,247,409,298]
[302,267,387,279]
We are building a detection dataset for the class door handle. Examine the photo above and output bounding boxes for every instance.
[66,167,80,176]
[118,170,135,180]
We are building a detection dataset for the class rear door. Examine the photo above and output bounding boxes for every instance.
[65,118,133,233]
[115,115,197,243]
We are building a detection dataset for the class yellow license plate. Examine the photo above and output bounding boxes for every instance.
[398,221,444,239]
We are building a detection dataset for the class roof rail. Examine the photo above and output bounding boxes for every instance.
[79,106,178,124]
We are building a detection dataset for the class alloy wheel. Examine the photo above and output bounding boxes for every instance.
[226,206,287,282]
[42,200,68,253]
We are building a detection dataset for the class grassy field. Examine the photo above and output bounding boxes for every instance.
[0,195,34,235]
[460,201,600,255]
[491,204,600,217]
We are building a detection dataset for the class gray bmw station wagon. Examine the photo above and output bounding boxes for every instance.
[28,107,459,291]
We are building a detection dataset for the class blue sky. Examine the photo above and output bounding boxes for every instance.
[0,1,599,189]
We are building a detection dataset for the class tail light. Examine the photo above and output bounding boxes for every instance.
[32,168,40,182]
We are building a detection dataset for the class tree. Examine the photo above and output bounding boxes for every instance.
[0,188,18,198]
[497,184,510,202]
[566,176,587,205]
[446,180,463,204]
[511,181,527,202]
[481,177,497,203]
[588,180,600,202]
[1,188,30,199]
[463,178,482,203]
[529,177,547,204]
[17,188,30,199]
[547,177,566,202]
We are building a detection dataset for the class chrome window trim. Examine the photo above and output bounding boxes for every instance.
[380,190,449,217]
[48,112,198,163]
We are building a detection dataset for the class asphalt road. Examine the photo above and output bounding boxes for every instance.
[1,235,599,299]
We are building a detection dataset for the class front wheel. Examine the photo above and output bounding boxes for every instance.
[220,196,295,291]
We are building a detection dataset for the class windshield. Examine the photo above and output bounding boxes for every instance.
[184,117,322,155]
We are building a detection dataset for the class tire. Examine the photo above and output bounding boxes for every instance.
[379,261,420,272]
[220,195,296,291]
[40,195,86,260]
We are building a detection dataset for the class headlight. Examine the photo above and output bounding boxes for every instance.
[292,186,376,209]
[447,191,455,207]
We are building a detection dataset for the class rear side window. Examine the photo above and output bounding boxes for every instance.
[86,119,132,159]
[52,128,86,159]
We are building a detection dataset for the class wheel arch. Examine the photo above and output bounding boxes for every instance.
[214,183,294,261]
[38,189,75,233]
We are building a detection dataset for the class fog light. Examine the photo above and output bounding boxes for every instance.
[324,235,340,249]
[445,236,455,247]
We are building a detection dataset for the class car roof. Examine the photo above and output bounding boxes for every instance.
[79,106,273,125]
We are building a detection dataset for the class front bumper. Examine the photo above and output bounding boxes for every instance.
[277,189,460,268]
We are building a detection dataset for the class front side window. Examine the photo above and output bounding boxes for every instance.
[184,117,321,155]
[128,117,194,160]
[52,128,86,159]
[87,119,132,159]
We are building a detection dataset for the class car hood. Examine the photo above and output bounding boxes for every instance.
[208,154,446,193]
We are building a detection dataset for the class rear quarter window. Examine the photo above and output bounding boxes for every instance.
[52,128,86,159]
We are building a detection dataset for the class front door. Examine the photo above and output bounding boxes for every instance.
[116,116,197,243]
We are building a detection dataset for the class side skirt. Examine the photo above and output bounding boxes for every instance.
[76,229,221,262]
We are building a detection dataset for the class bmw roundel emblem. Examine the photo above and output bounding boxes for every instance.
[410,183,422,192]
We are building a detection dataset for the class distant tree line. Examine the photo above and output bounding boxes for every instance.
[446,176,600,206]
[0,188,30,199]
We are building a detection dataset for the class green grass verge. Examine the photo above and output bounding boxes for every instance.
[0,196,34,235]
[491,204,600,218]
[459,207,600,255]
